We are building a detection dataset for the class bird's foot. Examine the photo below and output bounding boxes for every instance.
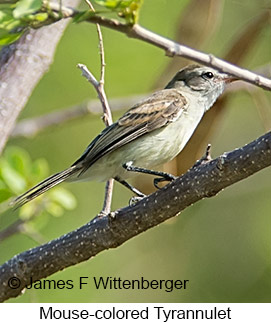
[129,195,146,206]
[154,173,177,189]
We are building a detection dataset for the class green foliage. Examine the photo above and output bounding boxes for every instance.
[13,0,42,18]
[0,31,21,45]
[0,147,77,218]
[0,0,143,46]
[0,147,28,199]
[0,159,27,194]
[94,0,143,24]
[0,0,44,45]
[0,6,24,45]
[73,10,95,24]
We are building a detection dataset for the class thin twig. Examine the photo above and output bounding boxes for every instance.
[10,60,271,139]
[192,144,212,168]
[78,0,114,214]
[86,1,112,126]
[42,3,271,91]
[0,201,46,242]
[0,219,47,244]
[78,67,115,215]
[102,179,114,215]
[11,95,144,138]
[77,64,114,214]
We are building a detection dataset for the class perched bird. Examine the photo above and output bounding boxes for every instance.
[12,65,235,208]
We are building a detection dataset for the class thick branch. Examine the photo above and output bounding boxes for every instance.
[0,0,80,154]
[1,131,270,302]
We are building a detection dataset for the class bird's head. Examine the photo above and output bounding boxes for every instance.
[166,64,236,110]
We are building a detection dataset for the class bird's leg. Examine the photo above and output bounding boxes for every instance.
[115,177,146,206]
[115,177,145,197]
[122,162,177,189]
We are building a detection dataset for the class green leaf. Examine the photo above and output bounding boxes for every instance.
[73,10,94,23]
[94,0,131,9]
[49,187,77,210]
[30,158,49,182]
[0,30,22,44]
[13,0,42,19]
[46,201,64,217]
[4,146,31,176]
[94,0,143,24]
[0,8,14,27]
[0,10,23,37]
[0,8,25,44]
[31,12,48,22]
[0,159,27,194]
[94,0,119,9]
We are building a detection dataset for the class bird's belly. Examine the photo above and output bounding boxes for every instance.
[74,108,204,182]
[126,109,205,168]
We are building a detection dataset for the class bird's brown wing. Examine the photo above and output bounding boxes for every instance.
[73,89,187,174]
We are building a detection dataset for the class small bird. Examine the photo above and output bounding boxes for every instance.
[13,64,235,208]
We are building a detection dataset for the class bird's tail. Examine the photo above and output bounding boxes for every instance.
[11,166,79,208]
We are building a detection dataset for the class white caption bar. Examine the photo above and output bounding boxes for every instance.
[1,303,270,322]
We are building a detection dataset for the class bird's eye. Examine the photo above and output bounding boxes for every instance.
[202,71,214,79]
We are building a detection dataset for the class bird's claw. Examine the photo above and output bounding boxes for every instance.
[129,195,145,206]
[154,174,177,189]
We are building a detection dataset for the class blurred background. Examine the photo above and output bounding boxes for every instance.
[0,0,271,302]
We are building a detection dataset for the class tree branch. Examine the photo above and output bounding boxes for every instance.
[39,3,271,91]
[10,95,144,138]
[0,0,81,155]
[77,63,115,214]
[11,59,270,140]
[128,24,271,91]
[1,131,270,302]
[77,0,114,214]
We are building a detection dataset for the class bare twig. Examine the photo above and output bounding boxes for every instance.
[0,218,46,244]
[10,59,271,139]
[0,200,46,242]
[77,0,114,214]
[39,3,271,91]
[77,64,114,214]
[83,0,112,126]
[1,131,270,302]
[77,64,99,87]
[11,95,143,138]
[130,24,271,91]
[192,144,212,168]
[102,179,114,215]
